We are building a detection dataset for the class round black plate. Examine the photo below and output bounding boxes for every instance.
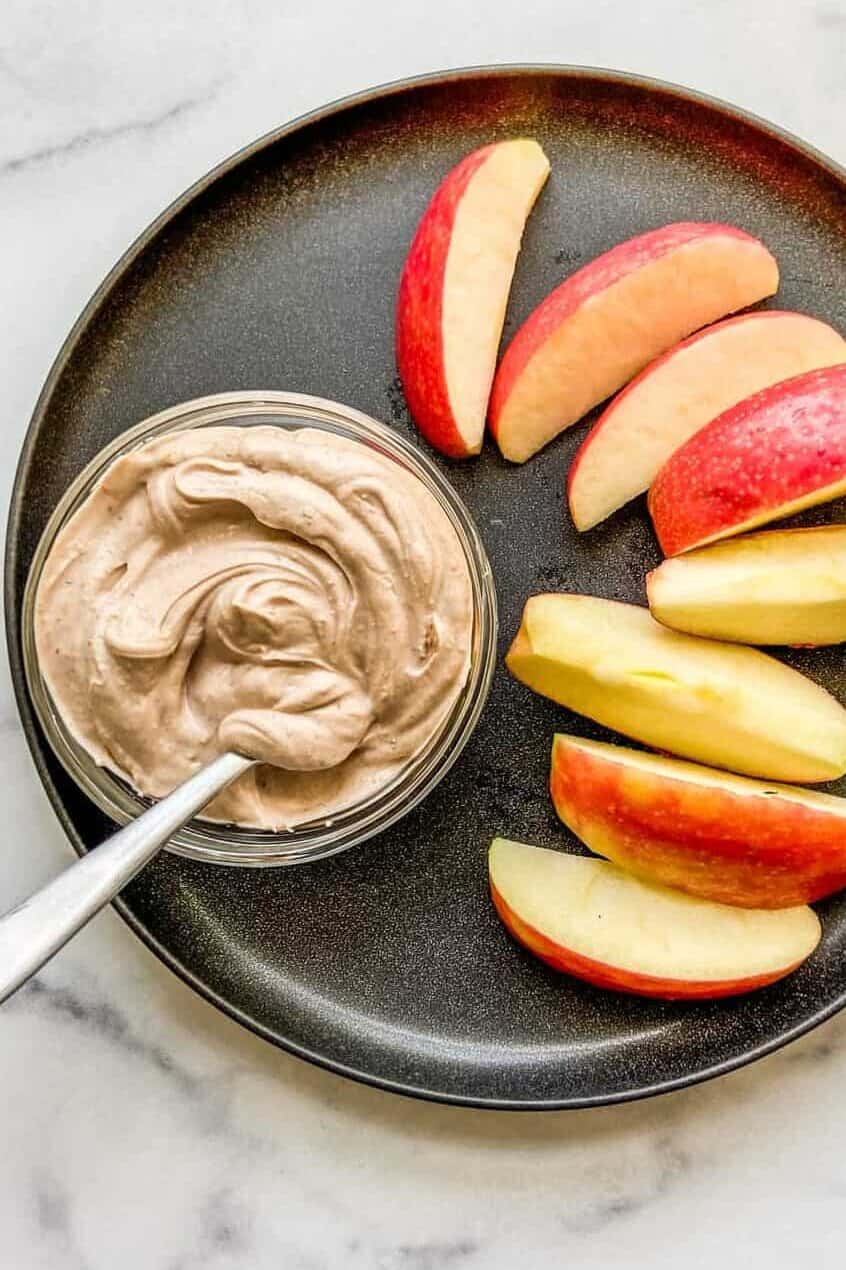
[8,67,846,1109]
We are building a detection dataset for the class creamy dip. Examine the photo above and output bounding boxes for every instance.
[35,426,474,829]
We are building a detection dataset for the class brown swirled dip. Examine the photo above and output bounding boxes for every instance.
[34,426,473,829]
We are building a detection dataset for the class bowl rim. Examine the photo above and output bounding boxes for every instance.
[20,390,498,866]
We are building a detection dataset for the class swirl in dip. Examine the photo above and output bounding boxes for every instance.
[34,426,474,829]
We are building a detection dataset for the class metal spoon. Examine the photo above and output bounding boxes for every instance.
[0,751,255,1003]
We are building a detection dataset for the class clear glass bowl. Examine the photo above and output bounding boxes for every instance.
[21,392,498,867]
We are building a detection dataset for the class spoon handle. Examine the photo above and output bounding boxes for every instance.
[0,751,254,1003]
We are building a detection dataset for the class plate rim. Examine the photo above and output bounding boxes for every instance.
[8,63,846,1110]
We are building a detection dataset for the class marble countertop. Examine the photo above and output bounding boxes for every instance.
[3,3,846,1266]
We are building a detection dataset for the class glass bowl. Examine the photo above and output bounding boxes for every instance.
[21,391,498,867]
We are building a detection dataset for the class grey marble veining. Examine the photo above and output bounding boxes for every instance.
[0,82,228,178]
[3,2,846,1267]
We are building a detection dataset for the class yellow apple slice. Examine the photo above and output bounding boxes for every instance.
[396,139,550,458]
[568,311,846,531]
[506,594,846,782]
[489,839,820,999]
[648,525,846,646]
[488,222,779,463]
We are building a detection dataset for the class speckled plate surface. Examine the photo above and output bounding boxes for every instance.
[8,67,846,1108]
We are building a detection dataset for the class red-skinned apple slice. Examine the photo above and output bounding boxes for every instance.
[647,525,846,646]
[488,222,778,463]
[489,839,820,999]
[568,311,846,531]
[649,364,846,555]
[550,735,846,908]
[396,139,550,458]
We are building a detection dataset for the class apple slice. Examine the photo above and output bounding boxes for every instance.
[648,526,846,646]
[649,364,846,555]
[506,594,846,782]
[488,222,778,463]
[396,139,550,459]
[550,735,846,908]
[568,312,846,531]
[489,839,820,999]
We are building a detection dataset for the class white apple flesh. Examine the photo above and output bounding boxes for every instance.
[489,839,820,999]
[488,222,779,463]
[568,311,846,531]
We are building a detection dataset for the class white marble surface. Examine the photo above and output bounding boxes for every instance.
[3,2,846,1266]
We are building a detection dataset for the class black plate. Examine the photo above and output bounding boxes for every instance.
[8,67,846,1109]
